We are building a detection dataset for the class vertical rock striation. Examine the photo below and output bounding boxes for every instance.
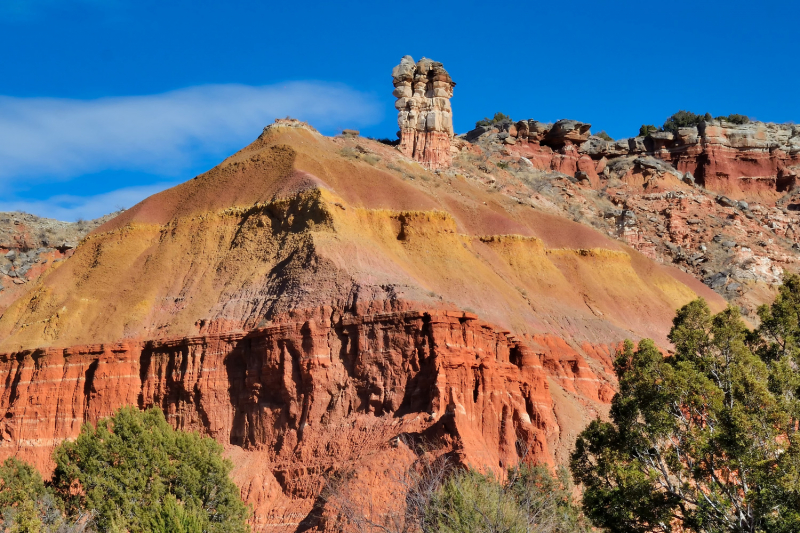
[0,307,615,529]
[392,56,455,170]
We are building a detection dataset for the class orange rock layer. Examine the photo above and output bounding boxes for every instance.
[0,307,613,530]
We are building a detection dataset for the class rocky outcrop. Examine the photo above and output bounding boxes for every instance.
[470,117,800,199]
[688,121,800,196]
[0,307,613,529]
[542,120,592,148]
[454,120,800,317]
[392,56,455,170]
[581,120,800,198]
[0,212,119,315]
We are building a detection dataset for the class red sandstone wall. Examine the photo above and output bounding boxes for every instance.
[0,308,613,529]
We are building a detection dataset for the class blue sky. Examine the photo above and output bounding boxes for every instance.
[1,0,797,220]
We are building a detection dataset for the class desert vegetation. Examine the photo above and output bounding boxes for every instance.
[661,110,750,133]
[0,408,249,533]
[475,112,513,129]
[572,274,800,532]
[322,441,589,533]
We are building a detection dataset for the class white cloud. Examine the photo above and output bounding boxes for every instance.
[0,82,382,186]
[0,182,178,221]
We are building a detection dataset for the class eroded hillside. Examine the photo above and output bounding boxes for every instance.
[0,119,725,531]
[453,117,800,318]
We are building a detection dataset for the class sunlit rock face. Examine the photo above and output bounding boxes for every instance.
[392,55,456,170]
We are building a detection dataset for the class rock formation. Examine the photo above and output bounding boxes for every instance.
[458,117,800,318]
[392,56,455,170]
[0,307,617,527]
[500,118,800,199]
[486,117,800,199]
[0,118,724,531]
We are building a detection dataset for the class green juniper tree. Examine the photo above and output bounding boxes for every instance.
[52,407,249,533]
[571,275,800,533]
[0,457,89,533]
[0,458,47,510]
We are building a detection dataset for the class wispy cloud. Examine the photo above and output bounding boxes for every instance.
[0,82,382,186]
[0,182,178,221]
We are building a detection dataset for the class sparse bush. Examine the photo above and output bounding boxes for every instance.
[363,154,381,166]
[367,137,399,146]
[662,110,712,132]
[638,124,658,137]
[596,131,614,141]
[427,464,589,533]
[339,147,380,166]
[322,437,588,533]
[716,113,750,125]
[476,112,513,129]
[339,147,358,159]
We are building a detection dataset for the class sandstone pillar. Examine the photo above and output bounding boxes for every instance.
[392,55,456,170]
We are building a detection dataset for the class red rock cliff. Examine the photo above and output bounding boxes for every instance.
[0,308,614,529]
[498,118,800,200]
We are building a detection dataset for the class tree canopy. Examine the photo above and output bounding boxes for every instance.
[571,274,800,533]
[51,406,249,533]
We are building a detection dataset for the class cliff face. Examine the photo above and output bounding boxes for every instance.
[0,308,615,527]
[506,118,800,200]
[0,120,724,531]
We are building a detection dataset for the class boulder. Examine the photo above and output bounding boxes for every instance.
[705,272,728,290]
[466,125,492,142]
[628,136,646,152]
[544,119,591,147]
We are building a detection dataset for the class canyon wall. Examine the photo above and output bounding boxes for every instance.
[0,307,613,529]
[0,121,726,530]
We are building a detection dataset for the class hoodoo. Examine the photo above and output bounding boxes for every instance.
[392,55,456,170]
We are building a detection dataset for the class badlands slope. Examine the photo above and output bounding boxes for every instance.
[0,121,723,530]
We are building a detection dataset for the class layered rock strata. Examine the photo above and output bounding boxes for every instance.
[0,121,725,531]
[455,122,800,316]
[392,56,455,170]
[0,211,119,315]
[0,307,613,529]
[475,118,800,200]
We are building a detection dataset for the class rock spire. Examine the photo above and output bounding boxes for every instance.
[392,55,456,170]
